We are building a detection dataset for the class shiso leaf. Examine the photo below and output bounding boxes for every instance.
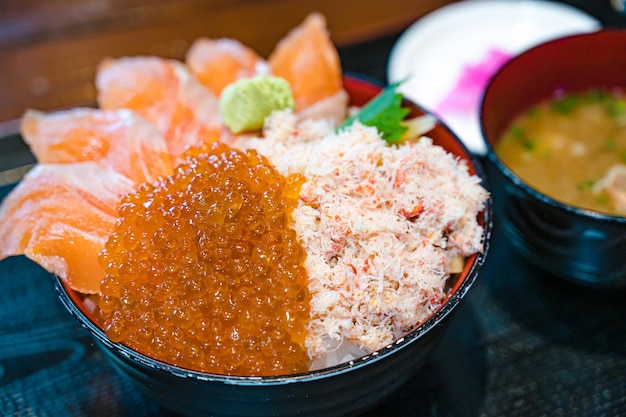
[339,81,410,143]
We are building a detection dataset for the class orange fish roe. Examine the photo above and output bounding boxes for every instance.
[94,141,311,376]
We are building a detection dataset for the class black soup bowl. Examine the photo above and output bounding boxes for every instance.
[480,30,626,287]
[54,75,492,417]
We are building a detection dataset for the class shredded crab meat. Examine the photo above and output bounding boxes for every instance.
[234,110,488,363]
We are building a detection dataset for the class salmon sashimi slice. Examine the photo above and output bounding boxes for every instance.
[186,38,267,96]
[0,163,134,294]
[268,13,345,111]
[21,108,173,184]
[96,56,222,162]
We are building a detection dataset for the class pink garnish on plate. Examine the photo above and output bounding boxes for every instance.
[435,48,511,115]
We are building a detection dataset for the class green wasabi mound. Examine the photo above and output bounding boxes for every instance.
[219,75,296,133]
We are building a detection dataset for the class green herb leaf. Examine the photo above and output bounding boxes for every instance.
[510,124,536,151]
[602,137,617,151]
[595,193,610,206]
[606,98,626,119]
[577,179,595,191]
[338,82,410,143]
[551,94,580,114]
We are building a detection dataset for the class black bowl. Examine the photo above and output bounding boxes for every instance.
[54,75,492,417]
[480,29,626,287]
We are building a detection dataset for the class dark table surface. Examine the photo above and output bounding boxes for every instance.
[1,1,626,416]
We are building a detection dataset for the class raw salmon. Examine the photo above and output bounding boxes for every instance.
[21,108,173,184]
[96,57,222,162]
[0,163,134,294]
[268,13,344,111]
[186,38,266,96]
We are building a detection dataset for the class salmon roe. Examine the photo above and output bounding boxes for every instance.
[94,141,311,376]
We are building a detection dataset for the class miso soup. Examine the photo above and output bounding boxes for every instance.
[496,89,626,216]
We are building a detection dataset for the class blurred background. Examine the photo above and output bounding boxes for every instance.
[1,0,624,132]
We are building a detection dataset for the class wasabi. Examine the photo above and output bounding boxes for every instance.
[219,75,296,133]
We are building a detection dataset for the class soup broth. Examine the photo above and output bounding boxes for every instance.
[496,89,626,215]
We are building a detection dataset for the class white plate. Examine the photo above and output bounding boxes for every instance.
[388,0,600,154]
